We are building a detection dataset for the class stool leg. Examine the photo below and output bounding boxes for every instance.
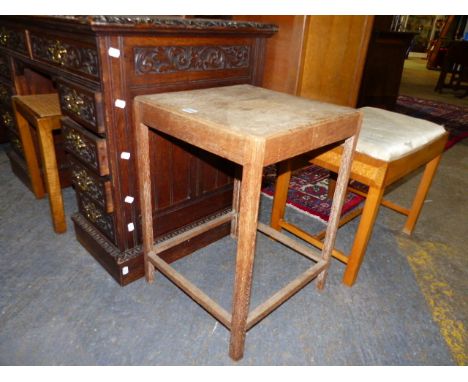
[13,103,45,199]
[342,185,385,286]
[36,120,66,233]
[229,147,265,361]
[327,172,337,200]
[402,154,443,235]
[270,159,292,230]
[317,135,357,289]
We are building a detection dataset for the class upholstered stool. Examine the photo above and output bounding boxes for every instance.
[134,85,361,360]
[12,93,66,233]
[271,106,448,286]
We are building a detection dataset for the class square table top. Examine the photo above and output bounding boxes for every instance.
[135,85,361,165]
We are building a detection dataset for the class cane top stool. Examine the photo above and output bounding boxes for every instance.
[271,106,448,286]
[133,84,362,360]
[12,93,67,233]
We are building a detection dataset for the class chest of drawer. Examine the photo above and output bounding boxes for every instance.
[77,191,116,244]
[69,156,113,213]
[62,117,109,176]
[57,80,105,135]
[29,32,100,81]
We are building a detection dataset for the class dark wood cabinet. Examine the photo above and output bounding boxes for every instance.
[0,16,277,285]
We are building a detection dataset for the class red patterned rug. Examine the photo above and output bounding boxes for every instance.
[262,95,467,222]
[395,95,468,150]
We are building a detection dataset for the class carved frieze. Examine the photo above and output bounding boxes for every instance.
[134,45,251,75]
[30,35,99,78]
[57,16,278,32]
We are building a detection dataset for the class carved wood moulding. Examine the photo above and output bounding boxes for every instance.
[30,35,99,78]
[134,45,251,74]
[52,16,278,32]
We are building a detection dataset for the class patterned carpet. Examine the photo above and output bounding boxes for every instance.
[262,95,467,222]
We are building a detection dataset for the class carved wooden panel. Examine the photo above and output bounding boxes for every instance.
[134,45,251,75]
[57,80,105,134]
[0,25,27,54]
[62,118,109,176]
[30,34,99,80]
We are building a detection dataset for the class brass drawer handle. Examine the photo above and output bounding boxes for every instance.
[0,29,10,46]
[63,90,85,115]
[72,168,94,192]
[66,130,87,150]
[83,200,102,223]
[48,41,68,65]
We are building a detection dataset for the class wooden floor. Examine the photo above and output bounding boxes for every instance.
[399,57,467,107]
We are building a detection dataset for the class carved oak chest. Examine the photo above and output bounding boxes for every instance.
[0,16,277,285]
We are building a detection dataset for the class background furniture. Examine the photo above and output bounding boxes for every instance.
[134,85,361,360]
[233,15,374,107]
[435,40,468,97]
[13,93,66,233]
[271,107,448,286]
[0,16,276,285]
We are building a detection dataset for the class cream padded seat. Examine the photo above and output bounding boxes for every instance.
[271,105,449,286]
[357,107,447,161]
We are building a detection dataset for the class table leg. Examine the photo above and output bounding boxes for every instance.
[136,119,156,283]
[229,143,265,361]
[270,160,292,230]
[37,120,66,233]
[13,102,45,199]
[317,134,358,289]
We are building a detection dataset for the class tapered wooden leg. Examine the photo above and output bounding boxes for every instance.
[342,185,385,286]
[136,118,155,283]
[270,160,292,230]
[402,155,442,235]
[36,120,66,233]
[13,102,45,199]
[317,134,358,289]
[229,143,265,361]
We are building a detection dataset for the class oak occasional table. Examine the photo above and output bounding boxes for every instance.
[134,84,362,360]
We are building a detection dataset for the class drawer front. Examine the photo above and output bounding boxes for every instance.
[62,117,109,176]
[77,192,116,244]
[0,25,27,54]
[0,52,12,82]
[57,80,105,135]
[29,33,99,80]
[70,156,113,213]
